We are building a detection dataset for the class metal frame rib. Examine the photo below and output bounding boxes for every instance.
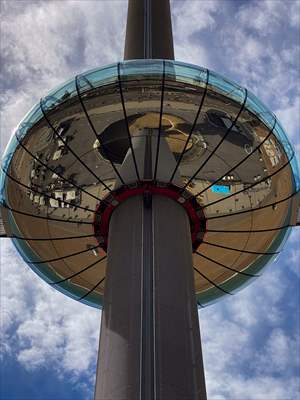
[206,224,293,233]
[195,251,260,277]
[1,202,93,225]
[2,167,102,217]
[195,117,277,198]
[14,134,109,205]
[117,62,141,182]
[193,267,233,295]
[40,99,115,194]
[153,60,166,181]
[4,234,95,241]
[201,150,295,209]
[201,240,279,255]
[75,75,125,185]
[79,276,106,300]
[206,189,299,220]
[169,69,209,183]
[51,255,107,285]
[181,88,248,191]
[28,244,101,264]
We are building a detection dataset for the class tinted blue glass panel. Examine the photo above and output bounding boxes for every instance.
[246,90,275,130]
[208,70,245,104]
[211,185,231,194]
[0,169,6,204]
[42,79,77,111]
[290,157,300,191]
[165,61,207,88]
[15,104,43,141]
[120,59,163,79]
[79,64,118,90]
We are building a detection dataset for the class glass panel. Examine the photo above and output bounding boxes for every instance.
[188,109,275,194]
[118,61,163,181]
[121,59,163,80]
[166,61,207,88]
[180,84,245,190]
[290,157,300,190]
[273,120,299,190]
[16,104,44,141]
[0,168,7,204]
[1,133,19,173]
[43,78,77,110]
[246,90,275,130]
[78,64,118,92]
[208,70,245,104]
[162,73,207,173]
[76,75,126,182]
[41,89,114,195]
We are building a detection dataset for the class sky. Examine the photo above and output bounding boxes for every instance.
[0,0,300,399]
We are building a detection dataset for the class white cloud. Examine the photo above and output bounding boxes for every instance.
[2,238,299,399]
[237,0,300,35]
[0,0,126,153]
[1,239,99,396]
[200,254,300,399]
[254,328,300,374]
[171,0,220,66]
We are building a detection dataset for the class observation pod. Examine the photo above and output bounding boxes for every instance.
[1,60,299,307]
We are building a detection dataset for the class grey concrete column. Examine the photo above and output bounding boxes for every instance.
[124,0,174,60]
[94,194,207,400]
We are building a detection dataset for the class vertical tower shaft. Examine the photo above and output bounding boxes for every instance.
[95,1,207,399]
[95,196,207,399]
[124,0,174,60]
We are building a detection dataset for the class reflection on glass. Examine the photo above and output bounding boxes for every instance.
[1,59,298,309]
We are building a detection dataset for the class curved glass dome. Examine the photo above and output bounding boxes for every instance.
[1,60,299,308]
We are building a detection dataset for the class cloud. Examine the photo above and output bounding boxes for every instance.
[171,0,220,66]
[236,0,300,36]
[0,0,126,152]
[200,243,300,399]
[0,240,99,397]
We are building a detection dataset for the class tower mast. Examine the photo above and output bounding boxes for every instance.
[124,0,174,60]
[94,1,207,399]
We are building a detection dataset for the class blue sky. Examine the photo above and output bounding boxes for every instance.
[0,0,299,399]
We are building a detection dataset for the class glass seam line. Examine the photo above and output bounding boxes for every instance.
[117,62,141,182]
[13,134,108,205]
[1,203,93,225]
[201,240,279,255]
[79,276,106,300]
[195,117,277,197]
[40,99,114,194]
[206,189,299,220]
[153,60,166,181]
[193,267,233,295]
[195,251,260,277]
[4,234,95,241]
[169,69,209,183]
[205,224,293,233]
[201,150,295,209]
[75,75,125,185]
[181,88,248,191]
[51,255,107,284]
[2,167,102,217]
[27,244,101,264]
